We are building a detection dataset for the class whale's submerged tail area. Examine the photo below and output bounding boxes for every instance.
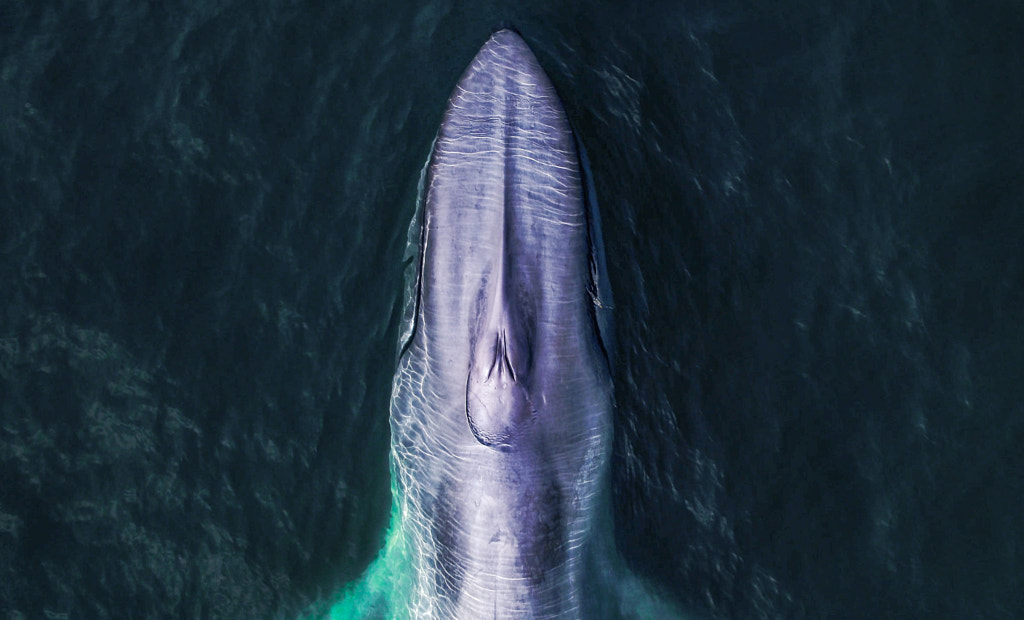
[314,515,689,619]
[304,29,693,620]
[315,503,412,619]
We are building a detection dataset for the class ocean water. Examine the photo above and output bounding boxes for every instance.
[2,1,1022,618]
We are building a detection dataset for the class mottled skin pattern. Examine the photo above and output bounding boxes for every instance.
[390,30,615,618]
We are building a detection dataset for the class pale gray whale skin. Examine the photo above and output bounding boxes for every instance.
[396,28,613,618]
[326,29,687,620]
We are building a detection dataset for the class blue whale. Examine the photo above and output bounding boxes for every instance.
[319,29,686,619]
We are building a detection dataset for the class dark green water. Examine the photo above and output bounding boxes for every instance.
[2,1,1022,618]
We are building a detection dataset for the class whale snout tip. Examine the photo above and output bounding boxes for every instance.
[477,28,537,66]
[486,28,529,48]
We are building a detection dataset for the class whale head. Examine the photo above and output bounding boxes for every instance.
[388,29,616,618]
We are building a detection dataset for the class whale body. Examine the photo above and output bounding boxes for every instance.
[316,29,686,620]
